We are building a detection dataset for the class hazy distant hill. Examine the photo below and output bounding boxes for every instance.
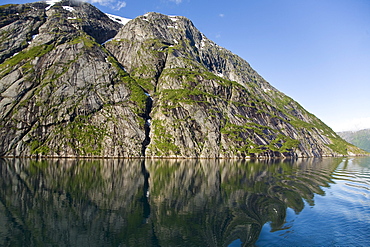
[337,129,370,152]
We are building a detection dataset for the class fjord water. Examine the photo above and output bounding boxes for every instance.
[0,158,369,246]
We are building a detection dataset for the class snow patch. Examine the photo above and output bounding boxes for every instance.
[45,0,60,10]
[200,40,206,49]
[106,13,131,25]
[215,72,224,78]
[173,39,178,44]
[169,15,179,22]
[62,6,75,12]
[167,24,178,29]
[45,0,61,5]
[32,34,39,40]
[200,34,207,49]
[262,86,271,93]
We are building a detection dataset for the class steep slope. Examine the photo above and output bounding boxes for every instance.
[105,12,363,158]
[0,1,364,158]
[0,1,147,157]
[338,129,370,152]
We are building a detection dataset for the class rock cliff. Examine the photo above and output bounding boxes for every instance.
[0,0,365,158]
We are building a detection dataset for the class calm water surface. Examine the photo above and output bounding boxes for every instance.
[0,157,369,246]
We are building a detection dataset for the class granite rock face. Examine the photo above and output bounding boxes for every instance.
[0,1,364,157]
[0,1,144,157]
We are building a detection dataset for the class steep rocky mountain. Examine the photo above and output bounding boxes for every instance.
[338,129,370,152]
[0,0,365,158]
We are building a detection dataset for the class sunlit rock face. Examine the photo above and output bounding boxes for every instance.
[0,1,364,158]
[0,1,144,157]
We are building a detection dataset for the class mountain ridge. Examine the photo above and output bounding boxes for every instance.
[0,0,366,158]
[337,129,370,153]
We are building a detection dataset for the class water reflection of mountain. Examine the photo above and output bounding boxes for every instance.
[0,158,342,246]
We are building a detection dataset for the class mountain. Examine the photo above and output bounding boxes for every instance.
[0,0,365,158]
[337,129,370,153]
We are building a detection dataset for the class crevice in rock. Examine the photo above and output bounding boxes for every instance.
[140,48,168,157]
[153,51,168,94]
[141,91,153,157]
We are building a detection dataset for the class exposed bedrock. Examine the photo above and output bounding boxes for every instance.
[0,2,365,157]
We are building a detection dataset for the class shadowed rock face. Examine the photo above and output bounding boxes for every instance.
[0,2,364,157]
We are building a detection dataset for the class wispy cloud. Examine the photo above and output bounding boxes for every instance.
[169,0,182,4]
[114,1,126,10]
[332,116,370,132]
[219,13,224,18]
[87,0,127,10]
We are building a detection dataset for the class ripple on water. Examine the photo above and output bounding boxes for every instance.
[256,158,370,247]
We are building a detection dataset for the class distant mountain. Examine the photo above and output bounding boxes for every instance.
[337,129,370,153]
[0,0,365,158]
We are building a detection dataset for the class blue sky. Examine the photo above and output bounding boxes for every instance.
[2,0,370,132]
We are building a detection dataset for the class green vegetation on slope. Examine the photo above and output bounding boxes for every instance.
[338,129,370,153]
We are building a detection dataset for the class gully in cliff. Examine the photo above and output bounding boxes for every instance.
[141,92,153,157]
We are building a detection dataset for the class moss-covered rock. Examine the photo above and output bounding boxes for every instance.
[0,4,366,158]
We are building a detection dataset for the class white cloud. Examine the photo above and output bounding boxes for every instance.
[331,116,370,132]
[169,0,182,4]
[88,0,113,5]
[219,13,224,18]
[114,1,126,10]
[87,0,127,10]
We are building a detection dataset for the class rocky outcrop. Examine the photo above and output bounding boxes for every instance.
[105,12,364,158]
[0,2,47,63]
[0,1,145,157]
[0,1,365,158]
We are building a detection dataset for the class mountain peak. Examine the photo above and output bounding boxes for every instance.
[0,1,366,158]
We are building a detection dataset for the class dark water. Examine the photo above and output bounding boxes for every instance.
[0,157,369,246]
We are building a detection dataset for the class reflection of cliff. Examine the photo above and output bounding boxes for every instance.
[145,158,341,246]
[0,158,342,246]
[0,158,150,246]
